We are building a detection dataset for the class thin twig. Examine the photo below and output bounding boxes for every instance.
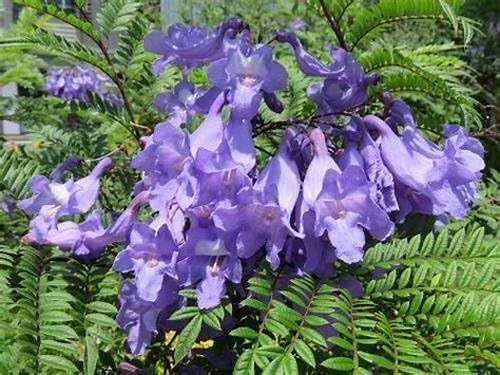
[71,1,140,142]
[318,0,348,50]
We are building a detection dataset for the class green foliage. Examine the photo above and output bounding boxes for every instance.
[13,0,98,40]
[346,0,476,49]
[0,242,123,374]
[0,0,497,374]
[96,0,141,38]
[0,149,40,199]
[230,225,499,374]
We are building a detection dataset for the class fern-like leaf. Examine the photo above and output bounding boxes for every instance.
[347,0,476,50]
[96,0,141,38]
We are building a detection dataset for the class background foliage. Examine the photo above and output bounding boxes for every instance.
[0,0,498,373]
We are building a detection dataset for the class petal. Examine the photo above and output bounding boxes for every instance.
[207,59,230,88]
[324,214,365,264]
[113,249,135,273]
[196,271,226,309]
[261,61,288,92]
[135,260,168,302]
[144,30,167,54]
[224,118,256,173]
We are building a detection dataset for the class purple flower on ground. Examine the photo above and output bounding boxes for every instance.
[145,17,248,74]
[207,32,288,119]
[113,223,178,302]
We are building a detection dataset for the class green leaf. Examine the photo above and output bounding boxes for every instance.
[293,339,316,367]
[41,325,79,340]
[40,354,79,373]
[321,357,354,371]
[230,327,259,340]
[86,301,117,314]
[174,314,203,365]
[359,351,393,369]
[85,335,98,375]
[300,327,327,347]
[85,313,118,328]
[202,311,222,331]
[13,0,98,40]
[169,306,200,321]
[241,298,267,311]
[97,0,141,37]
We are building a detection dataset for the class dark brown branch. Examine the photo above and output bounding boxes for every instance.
[318,0,348,50]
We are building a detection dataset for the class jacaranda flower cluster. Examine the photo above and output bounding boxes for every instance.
[44,64,123,105]
[20,18,484,355]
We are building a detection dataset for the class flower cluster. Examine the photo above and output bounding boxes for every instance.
[20,18,484,355]
[44,64,123,105]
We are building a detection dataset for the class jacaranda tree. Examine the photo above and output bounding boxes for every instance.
[0,0,498,374]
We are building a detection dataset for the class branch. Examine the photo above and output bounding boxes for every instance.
[318,0,348,50]
[71,0,140,142]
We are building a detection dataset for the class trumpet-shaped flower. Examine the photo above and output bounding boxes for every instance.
[145,17,248,73]
[207,34,288,119]
[363,114,484,223]
[303,129,393,263]
[113,223,178,302]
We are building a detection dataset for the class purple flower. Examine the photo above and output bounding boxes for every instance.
[337,117,398,213]
[45,65,122,105]
[154,81,217,127]
[0,194,15,217]
[44,191,150,262]
[382,92,416,129]
[302,129,393,263]
[213,129,303,269]
[117,280,178,355]
[276,30,378,113]
[113,223,178,302]
[18,158,113,245]
[177,212,242,309]
[145,17,248,74]
[49,156,81,181]
[207,33,288,119]
[46,210,108,262]
[363,114,484,223]
[288,18,306,30]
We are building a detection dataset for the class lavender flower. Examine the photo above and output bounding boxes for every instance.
[207,31,288,119]
[302,129,393,263]
[100,18,486,356]
[363,114,484,224]
[113,223,178,302]
[18,157,113,245]
[117,280,178,355]
[276,30,378,114]
[144,17,248,74]
[44,65,123,105]
[154,81,217,126]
